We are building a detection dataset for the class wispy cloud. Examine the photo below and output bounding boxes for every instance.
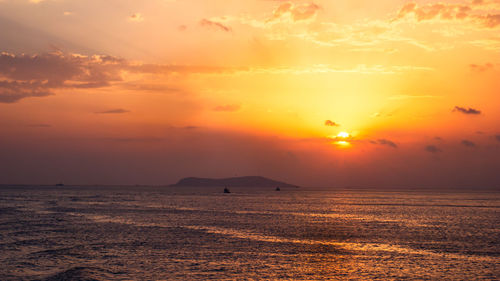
[268,2,321,23]
[370,139,398,148]
[477,14,500,28]
[0,51,438,105]
[393,1,500,29]
[213,104,241,112]
[394,3,471,22]
[0,52,124,102]
[129,13,144,23]
[469,38,500,51]
[199,19,232,32]
[103,137,166,143]
[425,145,442,153]
[461,139,477,147]
[324,120,339,127]
[377,139,398,148]
[0,80,52,103]
[95,109,130,114]
[470,63,494,72]
[389,95,441,100]
[27,123,52,128]
[182,126,199,130]
[453,106,482,115]
[0,51,240,103]
[239,64,433,75]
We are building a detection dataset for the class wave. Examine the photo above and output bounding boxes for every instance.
[41,266,123,281]
[75,213,497,262]
[185,225,498,262]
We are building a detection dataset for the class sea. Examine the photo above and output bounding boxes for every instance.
[0,185,498,280]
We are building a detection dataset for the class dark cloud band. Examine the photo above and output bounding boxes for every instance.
[453,106,481,115]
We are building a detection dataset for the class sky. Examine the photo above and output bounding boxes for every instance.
[0,0,499,188]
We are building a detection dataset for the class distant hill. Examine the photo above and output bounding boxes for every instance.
[170,176,299,188]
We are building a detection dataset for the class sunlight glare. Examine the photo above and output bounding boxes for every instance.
[337,132,350,138]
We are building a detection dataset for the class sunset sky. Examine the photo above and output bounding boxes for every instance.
[1,0,499,187]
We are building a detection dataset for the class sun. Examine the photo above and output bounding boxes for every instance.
[337,132,350,138]
[335,140,351,147]
[330,131,352,147]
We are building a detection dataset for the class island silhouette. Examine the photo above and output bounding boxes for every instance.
[170,176,299,188]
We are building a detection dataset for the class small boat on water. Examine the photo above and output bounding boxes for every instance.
[223,187,231,193]
[55,183,64,187]
[275,187,280,191]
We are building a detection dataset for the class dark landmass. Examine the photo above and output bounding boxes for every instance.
[170,176,299,188]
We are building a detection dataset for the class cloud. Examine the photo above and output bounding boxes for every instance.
[268,2,320,23]
[0,51,256,103]
[453,106,482,115]
[129,13,144,23]
[393,2,500,28]
[388,95,441,100]
[477,13,500,28]
[182,126,199,130]
[394,2,471,22]
[232,64,433,75]
[0,80,52,103]
[27,123,52,128]
[95,108,130,114]
[370,139,398,148]
[469,37,500,51]
[324,120,339,127]
[461,140,477,147]
[199,19,232,32]
[213,104,241,112]
[376,139,398,148]
[0,51,438,104]
[122,83,183,94]
[103,137,166,143]
[0,52,125,103]
[470,63,494,72]
[128,64,243,75]
[425,145,442,153]
[130,62,432,77]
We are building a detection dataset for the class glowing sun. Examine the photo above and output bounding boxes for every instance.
[337,132,350,138]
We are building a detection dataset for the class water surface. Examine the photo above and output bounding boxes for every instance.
[0,186,498,280]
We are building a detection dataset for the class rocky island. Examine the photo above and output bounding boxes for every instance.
[170,176,299,188]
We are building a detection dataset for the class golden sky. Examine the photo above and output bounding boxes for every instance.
[0,0,499,187]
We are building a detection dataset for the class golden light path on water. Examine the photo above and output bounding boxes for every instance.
[72,212,497,263]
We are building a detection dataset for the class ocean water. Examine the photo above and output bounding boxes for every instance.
[0,185,498,280]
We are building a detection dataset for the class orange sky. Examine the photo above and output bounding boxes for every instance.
[0,0,499,187]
